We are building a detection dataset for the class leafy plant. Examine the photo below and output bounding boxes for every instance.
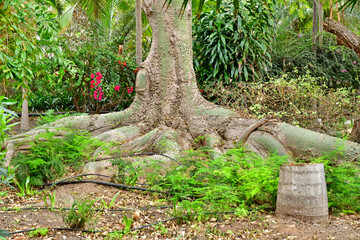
[114,159,141,186]
[12,130,107,187]
[0,165,18,189]
[0,230,10,239]
[122,214,133,234]
[193,0,275,88]
[43,191,56,209]
[64,198,97,229]
[300,148,360,214]
[147,147,288,214]
[0,96,18,162]
[15,176,36,197]
[37,110,87,126]
[100,192,120,209]
[27,228,49,238]
[205,72,360,137]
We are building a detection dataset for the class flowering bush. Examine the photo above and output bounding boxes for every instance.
[30,40,139,113]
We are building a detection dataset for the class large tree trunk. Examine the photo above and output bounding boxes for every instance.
[3,0,360,165]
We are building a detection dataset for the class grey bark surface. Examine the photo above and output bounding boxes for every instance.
[323,18,360,58]
[19,87,29,130]
[276,163,328,221]
[136,0,142,64]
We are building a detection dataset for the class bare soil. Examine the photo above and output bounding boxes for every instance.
[1,171,359,240]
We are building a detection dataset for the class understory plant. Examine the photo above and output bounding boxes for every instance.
[64,198,97,229]
[12,130,107,187]
[193,0,275,88]
[147,147,288,215]
[205,72,360,137]
[299,148,360,214]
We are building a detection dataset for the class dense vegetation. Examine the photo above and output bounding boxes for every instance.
[1,0,360,237]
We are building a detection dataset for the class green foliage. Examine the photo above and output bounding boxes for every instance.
[43,191,56,209]
[0,229,11,239]
[269,29,360,89]
[206,72,359,136]
[64,198,97,229]
[114,159,141,186]
[0,96,18,162]
[193,0,275,88]
[12,130,105,187]
[27,228,49,238]
[303,149,360,214]
[0,165,18,189]
[0,0,63,99]
[37,110,87,126]
[148,147,288,214]
[122,214,134,234]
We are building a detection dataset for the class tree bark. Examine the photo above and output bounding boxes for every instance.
[312,0,318,52]
[350,119,360,143]
[323,18,360,58]
[19,86,30,130]
[318,2,323,45]
[136,0,142,65]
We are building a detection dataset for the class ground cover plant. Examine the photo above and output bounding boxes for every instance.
[11,130,110,187]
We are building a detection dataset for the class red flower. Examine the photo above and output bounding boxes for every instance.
[127,86,133,94]
[118,61,122,65]
[91,73,95,79]
[114,85,120,91]
[90,80,95,85]
[123,61,126,66]
[134,67,139,73]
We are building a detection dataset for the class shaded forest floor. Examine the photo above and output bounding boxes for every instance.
[1,172,359,240]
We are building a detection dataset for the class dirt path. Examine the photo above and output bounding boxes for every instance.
[1,173,359,240]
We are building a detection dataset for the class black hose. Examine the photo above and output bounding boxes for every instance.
[8,210,235,235]
[38,180,162,193]
[2,205,174,212]
[38,173,113,193]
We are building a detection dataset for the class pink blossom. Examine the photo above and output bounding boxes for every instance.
[123,61,126,66]
[91,73,95,79]
[90,80,95,85]
[94,91,98,99]
[353,61,357,64]
[114,85,120,91]
[96,72,100,75]
[97,87,102,92]
[127,86,133,94]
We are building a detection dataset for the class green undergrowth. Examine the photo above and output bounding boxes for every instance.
[37,110,88,125]
[114,146,359,217]
[115,147,289,217]
[297,148,360,215]
[12,129,111,187]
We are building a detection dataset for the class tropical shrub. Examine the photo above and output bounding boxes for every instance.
[205,72,360,137]
[12,130,105,186]
[193,0,275,88]
[146,147,288,214]
[269,29,360,89]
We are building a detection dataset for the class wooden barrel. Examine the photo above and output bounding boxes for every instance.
[276,163,328,221]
